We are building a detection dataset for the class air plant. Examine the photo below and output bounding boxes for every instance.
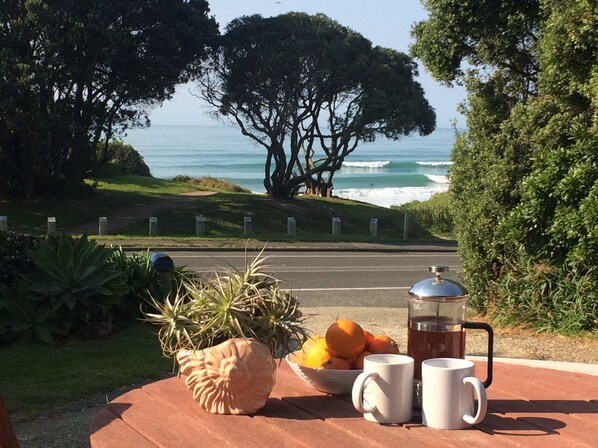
[144,248,310,358]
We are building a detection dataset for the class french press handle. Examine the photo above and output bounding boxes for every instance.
[462,322,494,388]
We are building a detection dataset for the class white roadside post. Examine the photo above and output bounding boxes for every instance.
[195,215,205,236]
[0,216,7,231]
[98,217,108,236]
[149,217,158,236]
[287,217,296,235]
[332,217,341,236]
[244,217,252,236]
[47,217,56,235]
[370,218,379,237]
[403,212,410,240]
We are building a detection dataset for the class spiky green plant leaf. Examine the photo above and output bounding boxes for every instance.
[145,247,310,358]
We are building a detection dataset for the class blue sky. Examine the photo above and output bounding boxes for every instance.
[149,0,466,129]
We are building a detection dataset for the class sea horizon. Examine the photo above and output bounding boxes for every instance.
[122,124,457,208]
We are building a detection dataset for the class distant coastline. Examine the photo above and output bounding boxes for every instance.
[123,126,456,208]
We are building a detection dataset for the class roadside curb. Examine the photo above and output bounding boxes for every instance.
[95,240,459,253]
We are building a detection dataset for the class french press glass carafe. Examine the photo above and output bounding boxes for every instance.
[407,266,493,387]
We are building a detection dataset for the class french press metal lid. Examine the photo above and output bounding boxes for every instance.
[408,265,467,300]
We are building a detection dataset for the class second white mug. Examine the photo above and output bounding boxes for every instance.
[352,354,414,424]
[422,358,487,430]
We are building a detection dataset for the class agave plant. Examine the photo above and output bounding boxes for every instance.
[27,234,126,312]
[144,248,310,358]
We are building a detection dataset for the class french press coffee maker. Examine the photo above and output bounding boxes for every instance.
[407,266,493,390]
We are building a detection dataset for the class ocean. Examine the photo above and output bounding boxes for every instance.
[122,125,455,208]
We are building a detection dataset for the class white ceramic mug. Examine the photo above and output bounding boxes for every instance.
[421,358,487,430]
[352,354,414,424]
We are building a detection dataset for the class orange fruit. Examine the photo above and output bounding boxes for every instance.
[300,337,330,368]
[300,336,326,353]
[354,351,371,369]
[325,319,366,359]
[363,330,375,351]
[369,335,400,354]
[299,337,352,370]
[322,356,351,370]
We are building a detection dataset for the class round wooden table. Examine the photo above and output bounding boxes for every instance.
[90,360,598,447]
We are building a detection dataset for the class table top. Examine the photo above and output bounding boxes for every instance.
[90,360,598,448]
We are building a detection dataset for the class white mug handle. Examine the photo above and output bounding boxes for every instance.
[352,371,378,414]
[462,376,487,425]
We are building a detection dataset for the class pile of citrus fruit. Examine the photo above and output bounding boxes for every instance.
[298,319,399,370]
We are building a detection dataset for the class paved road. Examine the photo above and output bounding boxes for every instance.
[169,250,462,308]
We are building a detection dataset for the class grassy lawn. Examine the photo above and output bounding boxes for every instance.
[0,173,449,241]
[0,322,171,413]
[0,173,200,235]
[115,192,436,241]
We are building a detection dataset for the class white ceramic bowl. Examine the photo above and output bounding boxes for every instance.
[285,352,363,394]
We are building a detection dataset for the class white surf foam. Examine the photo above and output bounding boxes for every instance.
[343,161,390,168]
[336,185,449,208]
[417,161,453,166]
[425,174,450,184]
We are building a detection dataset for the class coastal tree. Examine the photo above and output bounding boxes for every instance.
[199,13,435,200]
[412,0,597,332]
[0,0,218,198]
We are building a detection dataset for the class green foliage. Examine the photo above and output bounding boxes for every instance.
[173,175,251,193]
[108,247,163,318]
[0,278,68,344]
[410,0,540,93]
[145,249,309,357]
[492,256,598,334]
[396,192,454,236]
[27,234,127,337]
[98,141,151,177]
[107,247,196,319]
[0,0,218,198]
[414,0,598,333]
[0,231,46,286]
[0,234,198,344]
[201,12,435,199]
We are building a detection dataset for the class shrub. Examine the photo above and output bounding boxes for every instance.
[0,231,46,286]
[491,255,598,335]
[108,247,162,318]
[108,247,197,320]
[396,192,454,236]
[100,141,151,176]
[173,175,251,193]
[0,278,68,344]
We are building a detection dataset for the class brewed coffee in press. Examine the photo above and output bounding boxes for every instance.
[407,266,494,406]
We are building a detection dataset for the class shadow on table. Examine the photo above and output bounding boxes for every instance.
[489,399,598,414]
[260,395,359,420]
[479,398,598,437]
[480,413,566,436]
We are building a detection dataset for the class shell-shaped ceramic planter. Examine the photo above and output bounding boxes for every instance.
[176,338,277,415]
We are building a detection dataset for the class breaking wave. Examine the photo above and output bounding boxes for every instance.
[416,161,453,167]
[343,160,391,168]
[425,174,450,184]
[336,185,449,208]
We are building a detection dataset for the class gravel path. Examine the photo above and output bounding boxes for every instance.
[11,305,598,448]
